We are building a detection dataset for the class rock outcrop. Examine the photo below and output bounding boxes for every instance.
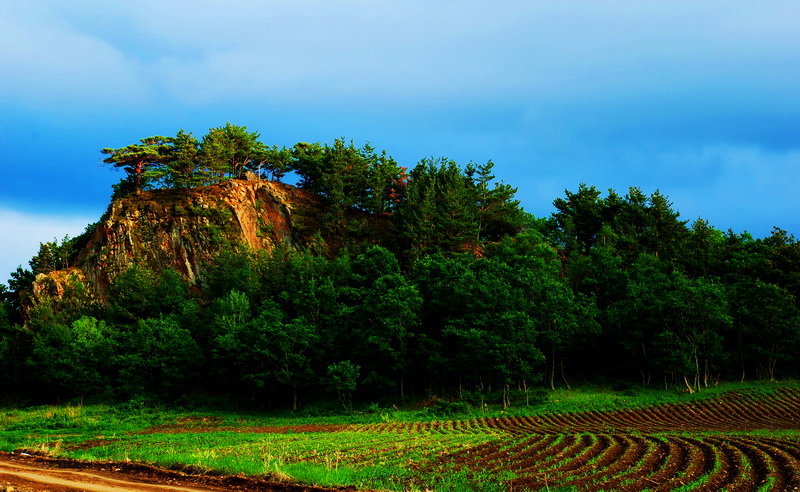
[28,179,326,308]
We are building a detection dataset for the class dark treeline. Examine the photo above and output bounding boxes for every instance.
[1,128,799,410]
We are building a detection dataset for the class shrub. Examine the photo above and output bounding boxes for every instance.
[428,398,473,417]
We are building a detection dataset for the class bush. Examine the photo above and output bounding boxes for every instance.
[299,400,342,417]
[523,388,550,406]
[428,398,473,417]
[622,387,641,397]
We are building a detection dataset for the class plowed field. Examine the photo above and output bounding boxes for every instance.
[4,386,800,490]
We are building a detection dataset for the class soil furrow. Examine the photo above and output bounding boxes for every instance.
[586,434,651,490]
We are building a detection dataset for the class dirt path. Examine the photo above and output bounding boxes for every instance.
[0,458,222,492]
[0,452,352,492]
[0,460,214,491]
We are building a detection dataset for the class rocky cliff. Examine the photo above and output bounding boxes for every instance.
[28,178,326,307]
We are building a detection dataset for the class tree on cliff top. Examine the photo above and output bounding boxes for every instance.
[102,136,172,193]
[103,125,290,194]
[201,123,264,181]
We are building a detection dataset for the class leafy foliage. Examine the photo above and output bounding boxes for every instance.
[2,128,799,408]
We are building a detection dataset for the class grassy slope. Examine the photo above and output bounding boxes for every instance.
[2,382,799,490]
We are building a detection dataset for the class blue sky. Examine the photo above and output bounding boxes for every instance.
[2,1,799,281]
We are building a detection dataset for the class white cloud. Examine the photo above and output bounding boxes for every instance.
[152,1,797,107]
[0,1,149,108]
[0,208,94,284]
[4,1,799,108]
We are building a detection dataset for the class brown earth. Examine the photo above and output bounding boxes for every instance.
[6,388,800,490]
[0,452,354,492]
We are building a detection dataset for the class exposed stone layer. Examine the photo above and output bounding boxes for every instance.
[29,179,324,307]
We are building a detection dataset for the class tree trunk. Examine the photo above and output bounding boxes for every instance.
[693,352,701,392]
[739,331,746,383]
[523,380,529,406]
[768,357,777,382]
[739,342,745,383]
[769,342,778,382]
[560,356,571,390]
[683,374,695,393]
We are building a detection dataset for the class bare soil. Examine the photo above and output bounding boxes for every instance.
[5,388,800,490]
[0,452,354,492]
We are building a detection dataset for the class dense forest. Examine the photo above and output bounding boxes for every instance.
[1,124,799,410]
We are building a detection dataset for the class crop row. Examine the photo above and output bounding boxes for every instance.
[51,387,800,489]
[328,389,800,488]
[418,433,800,490]
[355,387,800,436]
[188,428,798,489]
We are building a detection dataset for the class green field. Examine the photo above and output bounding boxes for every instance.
[3,383,800,490]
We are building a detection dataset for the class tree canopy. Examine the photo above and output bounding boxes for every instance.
[2,126,799,409]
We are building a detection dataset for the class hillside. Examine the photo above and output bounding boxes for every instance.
[1,129,799,409]
[28,177,328,306]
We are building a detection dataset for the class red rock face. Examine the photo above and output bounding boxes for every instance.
[28,179,325,309]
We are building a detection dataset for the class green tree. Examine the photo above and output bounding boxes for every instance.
[291,140,367,202]
[252,145,291,182]
[409,253,472,392]
[107,266,189,323]
[0,300,30,392]
[29,236,75,274]
[398,158,480,260]
[446,257,545,406]
[327,360,360,412]
[6,267,35,317]
[28,315,116,398]
[760,228,800,302]
[412,253,544,406]
[356,272,421,401]
[730,280,800,381]
[210,291,266,397]
[607,188,687,261]
[608,256,669,386]
[201,247,261,301]
[618,263,730,392]
[278,251,345,332]
[213,298,318,410]
[549,184,604,255]
[163,129,203,189]
[102,136,173,193]
[263,315,318,410]
[682,219,725,277]
[361,144,406,217]
[291,140,407,242]
[201,123,265,181]
[291,139,373,236]
[487,230,598,392]
[116,316,202,398]
[467,160,526,243]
